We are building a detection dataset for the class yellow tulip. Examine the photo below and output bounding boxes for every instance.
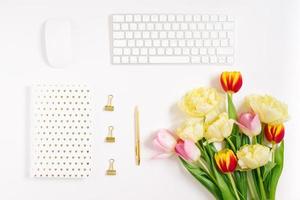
[237,144,271,169]
[179,87,225,123]
[246,95,288,124]
[176,118,204,143]
[204,113,234,143]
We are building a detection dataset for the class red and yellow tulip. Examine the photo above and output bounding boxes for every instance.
[264,124,285,144]
[214,149,237,173]
[220,71,243,93]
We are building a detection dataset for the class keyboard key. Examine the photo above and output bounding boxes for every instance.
[219,15,227,22]
[157,48,164,55]
[130,56,138,63]
[113,32,124,39]
[227,56,234,64]
[123,48,131,55]
[151,15,159,22]
[112,23,121,30]
[210,15,218,22]
[113,56,121,63]
[177,15,184,22]
[113,15,124,22]
[193,15,201,21]
[134,15,142,22]
[144,39,152,47]
[169,39,177,47]
[191,48,199,55]
[142,15,150,22]
[172,23,180,30]
[200,48,207,55]
[125,31,133,39]
[174,48,181,55]
[208,48,215,55]
[121,56,129,63]
[113,48,122,55]
[219,31,227,38]
[151,31,159,38]
[140,48,148,55]
[125,15,133,22]
[149,48,156,55]
[138,56,148,63]
[217,47,233,55]
[198,23,205,30]
[138,23,146,30]
[129,23,137,30]
[149,56,190,63]
[210,56,218,63]
[166,48,173,55]
[128,40,135,47]
[113,40,126,47]
[132,48,139,55]
[218,56,226,64]
[220,39,228,47]
[168,15,176,22]
[119,24,127,31]
[182,48,190,55]
[147,23,155,30]
[185,15,193,22]
[189,23,197,30]
[202,56,209,63]
[195,39,203,47]
[142,31,150,38]
[191,56,201,63]
[202,15,209,21]
[159,15,167,22]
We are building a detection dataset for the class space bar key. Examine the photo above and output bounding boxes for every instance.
[148,56,190,64]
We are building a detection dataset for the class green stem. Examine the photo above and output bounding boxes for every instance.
[252,136,257,144]
[256,167,267,200]
[197,159,212,177]
[226,137,236,152]
[247,171,260,200]
[227,173,241,200]
[272,143,277,163]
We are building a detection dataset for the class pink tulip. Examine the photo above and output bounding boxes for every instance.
[175,139,200,162]
[152,129,177,158]
[237,112,262,137]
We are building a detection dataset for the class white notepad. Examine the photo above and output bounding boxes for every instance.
[30,84,92,178]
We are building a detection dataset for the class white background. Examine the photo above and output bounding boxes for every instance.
[0,0,300,199]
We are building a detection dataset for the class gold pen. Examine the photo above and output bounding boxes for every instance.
[134,106,141,166]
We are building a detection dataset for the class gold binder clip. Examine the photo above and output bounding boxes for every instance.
[105,126,115,143]
[106,159,116,176]
[104,95,114,111]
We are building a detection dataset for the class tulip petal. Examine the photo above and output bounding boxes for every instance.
[183,140,200,161]
[156,129,177,150]
[175,140,190,161]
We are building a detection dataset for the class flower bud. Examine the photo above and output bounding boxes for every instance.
[214,149,237,173]
[220,71,243,93]
[264,124,285,144]
[175,139,201,162]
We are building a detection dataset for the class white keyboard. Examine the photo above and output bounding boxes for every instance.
[110,14,235,65]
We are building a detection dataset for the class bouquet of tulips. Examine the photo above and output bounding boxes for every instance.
[153,71,288,200]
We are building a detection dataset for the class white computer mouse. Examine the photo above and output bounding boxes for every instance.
[44,19,72,68]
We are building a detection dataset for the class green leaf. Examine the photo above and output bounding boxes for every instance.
[234,171,247,200]
[180,158,223,200]
[269,141,284,200]
[262,161,276,181]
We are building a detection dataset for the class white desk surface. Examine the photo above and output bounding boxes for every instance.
[0,0,300,199]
